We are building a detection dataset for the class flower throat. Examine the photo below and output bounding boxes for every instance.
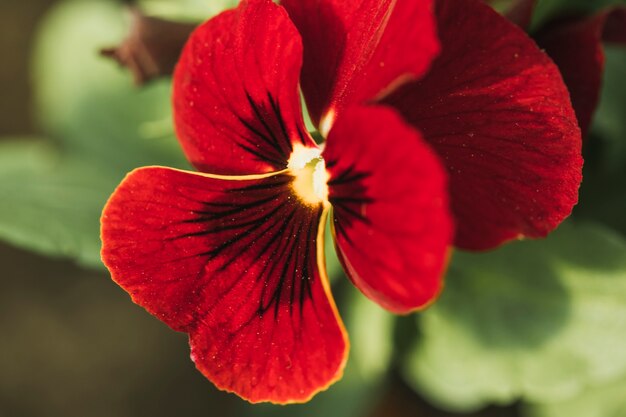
[288,145,329,206]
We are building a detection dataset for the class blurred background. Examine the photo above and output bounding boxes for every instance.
[1,1,625,416]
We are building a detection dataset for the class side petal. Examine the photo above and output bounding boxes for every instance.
[101,167,347,404]
[536,7,626,135]
[384,0,583,250]
[280,0,439,131]
[173,0,315,175]
[323,106,453,314]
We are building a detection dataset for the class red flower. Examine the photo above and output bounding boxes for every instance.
[101,0,582,404]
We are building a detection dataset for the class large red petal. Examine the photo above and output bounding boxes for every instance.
[173,0,315,175]
[101,167,347,403]
[323,106,453,314]
[536,7,626,135]
[384,0,583,250]
[280,0,439,131]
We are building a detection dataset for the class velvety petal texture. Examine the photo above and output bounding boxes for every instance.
[536,7,626,135]
[323,106,453,313]
[101,167,347,404]
[281,0,439,131]
[384,0,583,250]
[173,0,315,175]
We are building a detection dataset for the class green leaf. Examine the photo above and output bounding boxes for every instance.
[575,47,626,236]
[32,0,188,171]
[592,47,626,166]
[0,0,198,266]
[525,375,626,417]
[403,222,626,412]
[0,141,115,267]
[531,0,626,31]
[139,0,238,22]
[324,217,344,283]
[345,287,395,381]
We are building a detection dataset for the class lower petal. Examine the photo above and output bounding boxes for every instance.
[101,167,347,403]
[384,0,583,250]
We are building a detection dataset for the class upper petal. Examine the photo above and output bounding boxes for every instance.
[173,0,315,175]
[280,0,439,131]
[384,0,583,250]
[101,167,347,403]
[323,106,453,314]
[536,7,626,135]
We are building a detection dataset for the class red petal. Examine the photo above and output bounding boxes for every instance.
[101,167,347,403]
[536,7,626,135]
[323,106,453,314]
[173,0,315,175]
[384,0,583,250]
[280,0,439,131]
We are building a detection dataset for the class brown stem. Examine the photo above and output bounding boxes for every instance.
[100,8,198,85]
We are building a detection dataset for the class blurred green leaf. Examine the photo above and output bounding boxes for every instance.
[524,375,626,417]
[346,287,395,381]
[139,0,238,22]
[0,140,115,266]
[593,47,626,165]
[0,0,200,266]
[576,47,626,235]
[324,217,344,283]
[403,222,626,412]
[531,0,626,31]
[33,0,188,171]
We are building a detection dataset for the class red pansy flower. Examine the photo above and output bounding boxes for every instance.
[101,0,582,404]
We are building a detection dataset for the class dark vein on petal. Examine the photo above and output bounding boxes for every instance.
[199,208,295,315]
[333,217,355,247]
[334,203,372,225]
[267,92,293,152]
[245,92,287,159]
[184,194,279,222]
[237,141,286,167]
[229,177,292,192]
[258,211,299,317]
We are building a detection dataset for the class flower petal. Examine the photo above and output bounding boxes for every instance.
[384,0,583,250]
[101,167,347,403]
[323,106,453,314]
[536,7,626,135]
[173,0,315,175]
[280,0,439,131]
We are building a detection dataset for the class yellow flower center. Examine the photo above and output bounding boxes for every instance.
[288,145,329,206]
